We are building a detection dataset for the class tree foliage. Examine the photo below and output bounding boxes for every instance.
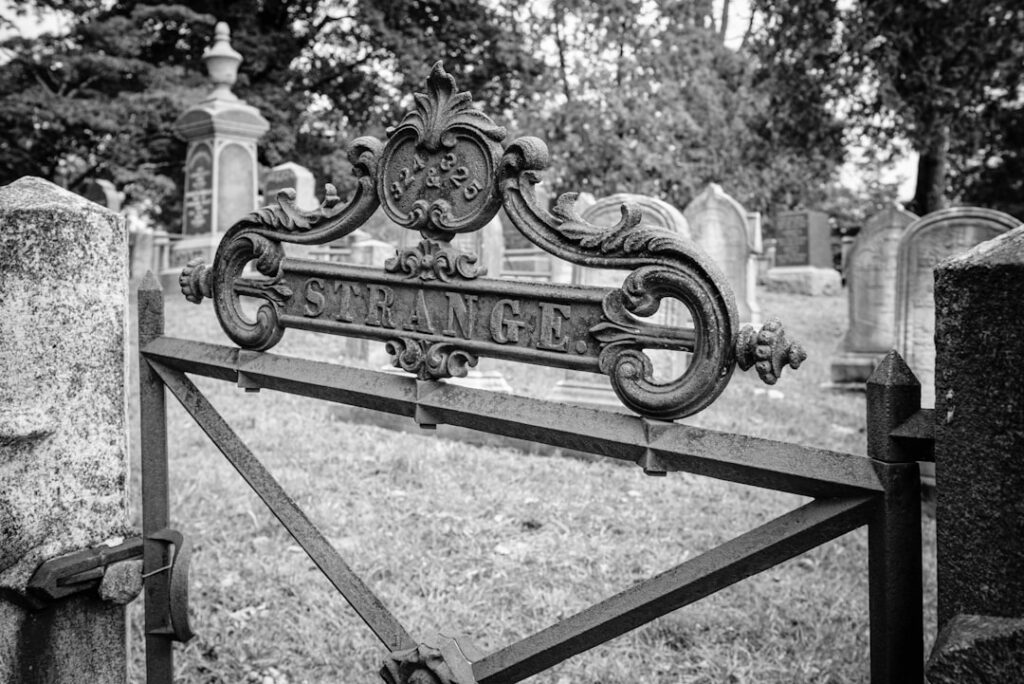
[0,0,544,229]
[19,0,1020,232]
[842,1,1024,215]
[509,0,847,222]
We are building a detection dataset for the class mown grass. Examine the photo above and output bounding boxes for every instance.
[126,288,937,683]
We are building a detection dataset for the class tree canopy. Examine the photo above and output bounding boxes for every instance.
[2,0,1021,231]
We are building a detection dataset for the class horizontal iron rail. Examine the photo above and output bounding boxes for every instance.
[148,360,416,653]
[142,338,884,498]
[473,495,876,684]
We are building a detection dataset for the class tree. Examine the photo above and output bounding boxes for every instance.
[506,0,848,226]
[748,0,848,214]
[0,3,215,223]
[950,101,1024,220]
[843,1,1024,215]
[0,0,545,229]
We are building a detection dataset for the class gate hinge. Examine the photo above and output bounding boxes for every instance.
[145,527,195,643]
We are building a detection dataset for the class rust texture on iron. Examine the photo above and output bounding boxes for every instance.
[179,61,801,420]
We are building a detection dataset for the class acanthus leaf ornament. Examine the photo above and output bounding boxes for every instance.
[386,338,478,380]
[384,239,487,281]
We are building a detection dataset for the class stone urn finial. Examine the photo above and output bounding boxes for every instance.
[203,21,242,102]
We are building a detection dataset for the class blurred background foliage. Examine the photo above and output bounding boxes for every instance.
[1,0,1021,232]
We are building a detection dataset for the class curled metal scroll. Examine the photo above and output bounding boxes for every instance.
[499,137,740,419]
[181,137,383,350]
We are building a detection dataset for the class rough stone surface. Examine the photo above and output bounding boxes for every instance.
[761,266,841,296]
[99,559,144,605]
[0,596,127,683]
[0,177,131,682]
[934,225,1024,630]
[0,177,131,591]
[926,614,1024,683]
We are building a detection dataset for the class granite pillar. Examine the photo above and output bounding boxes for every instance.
[928,225,1024,680]
[0,177,133,682]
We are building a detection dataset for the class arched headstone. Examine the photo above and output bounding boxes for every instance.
[830,204,917,384]
[683,184,759,324]
[896,207,1020,407]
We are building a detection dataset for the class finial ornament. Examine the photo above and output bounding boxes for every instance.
[203,21,242,102]
[735,317,807,384]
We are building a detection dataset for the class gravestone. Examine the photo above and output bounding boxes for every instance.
[263,162,318,259]
[774,210,832,267]
[0,177,136,682]
[547,193,690,410]
[498,184,570,283]
[927,226,1024,681]
[764,209,840,295]
[76,178,124,212]
[683,184,760,324]
[126,206,156,282]
[895,207,1019,408]
[830,204,917,384]
[169,22,268,285]
[479,213,504,279]
[263,162,317,210]
[746,211,763,255]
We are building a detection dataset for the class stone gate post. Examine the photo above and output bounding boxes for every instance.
[927,224,1024,681]
[0,177,136,682]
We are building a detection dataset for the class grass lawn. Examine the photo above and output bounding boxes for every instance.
[127,286,937,684]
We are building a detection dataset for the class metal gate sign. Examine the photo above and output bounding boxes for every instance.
[179,62,805,420]
[135,61,929,684]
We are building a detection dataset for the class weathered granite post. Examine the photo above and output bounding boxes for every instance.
[0,177,137,682]
[927,225,1024,681]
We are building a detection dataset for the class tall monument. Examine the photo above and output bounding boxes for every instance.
[168,22,268,281]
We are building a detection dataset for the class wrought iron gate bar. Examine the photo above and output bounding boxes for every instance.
[472,495,875,684]
[141,337,884,498]
[148,360,417,653]
[139,276,174,684]
[888,408,935,462]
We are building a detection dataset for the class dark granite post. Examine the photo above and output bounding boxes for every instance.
[927,225,1024,681]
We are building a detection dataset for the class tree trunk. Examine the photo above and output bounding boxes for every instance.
[912,125,949,215]
[719,0,731,43]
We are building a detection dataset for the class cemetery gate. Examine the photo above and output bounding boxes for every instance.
[138,63,927,683]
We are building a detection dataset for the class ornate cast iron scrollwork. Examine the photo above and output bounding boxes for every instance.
[386,338,479,380]
[385,239,487,281]
[377,62,506,241]
[499,142,741,419]
[181,60,804,420]
[178,137,383,350]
